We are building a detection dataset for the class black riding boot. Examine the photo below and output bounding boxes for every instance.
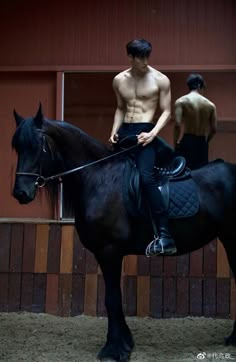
[146,214,177,256]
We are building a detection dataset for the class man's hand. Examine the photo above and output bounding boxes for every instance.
[109,133,119,144]
[137,132,155,146]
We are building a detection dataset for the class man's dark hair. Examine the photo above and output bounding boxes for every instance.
[126,39,152,58]
[187,73,206,91]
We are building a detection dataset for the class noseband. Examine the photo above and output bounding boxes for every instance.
[15,172,46,188]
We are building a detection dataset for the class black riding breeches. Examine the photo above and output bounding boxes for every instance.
[176,133,208,170]
[117,123,166,214]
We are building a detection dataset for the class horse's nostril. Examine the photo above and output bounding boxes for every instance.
[13,189,23,197]
[13,189,31,204]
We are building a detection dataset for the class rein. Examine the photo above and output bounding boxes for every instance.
[16,137,139,188]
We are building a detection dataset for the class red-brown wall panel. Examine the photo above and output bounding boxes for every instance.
[0,72,56,218]
[0,0,235,67]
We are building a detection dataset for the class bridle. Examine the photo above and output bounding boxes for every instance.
[15,132,49,188]
[15,172,47,188]
[15,134,140,188]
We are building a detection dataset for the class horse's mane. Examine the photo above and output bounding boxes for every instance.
[46,120,113,216]
[12,117,110,156]
[45,120,111,161]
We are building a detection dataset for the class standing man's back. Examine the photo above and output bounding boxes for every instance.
[174,73,217,169]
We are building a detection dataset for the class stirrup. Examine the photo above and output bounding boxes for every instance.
[145,235,161,257]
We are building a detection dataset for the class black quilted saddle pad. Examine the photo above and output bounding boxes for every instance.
[123,159,199,220]
[168,178,199,218]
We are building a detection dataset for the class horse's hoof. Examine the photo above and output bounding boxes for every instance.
[97,349,131,362]
[224,334,236,346]
[97,341,133,362]
[98,359,129,362]
[98,359,122,362]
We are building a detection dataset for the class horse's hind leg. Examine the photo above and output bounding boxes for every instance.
[95,248,134,361]
[219,238,236,346]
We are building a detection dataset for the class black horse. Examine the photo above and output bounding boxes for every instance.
[12,105,236,361]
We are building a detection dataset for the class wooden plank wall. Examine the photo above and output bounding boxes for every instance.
[0,222,235,319]
[0,0,235,68]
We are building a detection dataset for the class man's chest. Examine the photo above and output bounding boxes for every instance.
[119,78,159,101]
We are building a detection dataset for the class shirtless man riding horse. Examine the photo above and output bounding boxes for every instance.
[109,38,177,256]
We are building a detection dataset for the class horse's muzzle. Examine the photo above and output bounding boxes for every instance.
[13,189,34,204]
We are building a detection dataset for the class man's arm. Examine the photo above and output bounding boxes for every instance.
[109,77,126,144]
[207,105,217,143]
[152,76,171,135]
[137,76,171,146]
[174,100,183,147]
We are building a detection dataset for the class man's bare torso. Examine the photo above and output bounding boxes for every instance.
[176,92,215,136]
[115,66,164,123]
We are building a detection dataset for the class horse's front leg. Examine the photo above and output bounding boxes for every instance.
[96,249,134,361]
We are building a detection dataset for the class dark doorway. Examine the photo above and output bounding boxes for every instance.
[63,72,117,218]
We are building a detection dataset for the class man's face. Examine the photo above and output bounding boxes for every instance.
[129,55,149,72]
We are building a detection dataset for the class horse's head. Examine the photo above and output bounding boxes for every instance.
[12,104,59,204]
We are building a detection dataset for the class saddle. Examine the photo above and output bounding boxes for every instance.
[123,156,200,220]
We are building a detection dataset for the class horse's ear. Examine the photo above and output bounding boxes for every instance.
[13,109,24,127]
[34,102,44,128]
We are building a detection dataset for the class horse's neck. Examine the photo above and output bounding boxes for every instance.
[45,121,109,166]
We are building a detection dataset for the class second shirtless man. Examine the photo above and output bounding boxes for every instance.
[174,73,217,169]
[109,39,177,256]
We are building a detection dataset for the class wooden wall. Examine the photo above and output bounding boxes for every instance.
[0,0,235,68]
[0,222,235,318]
